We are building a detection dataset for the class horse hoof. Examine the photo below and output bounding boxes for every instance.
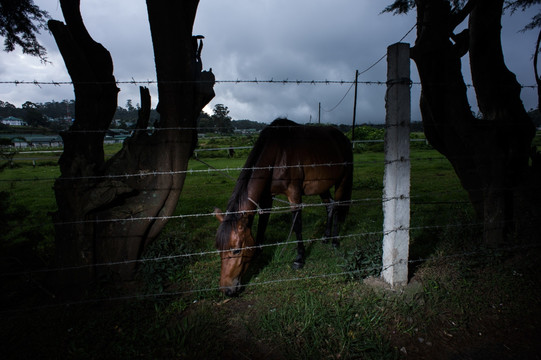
[292,261,305,270]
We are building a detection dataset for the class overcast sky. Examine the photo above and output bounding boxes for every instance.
[0,0,539,124]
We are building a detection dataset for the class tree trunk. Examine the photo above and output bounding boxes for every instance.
[469,0,536,244]
[411,0,537,246]
[50,0,214,286]
[411,0,484,217]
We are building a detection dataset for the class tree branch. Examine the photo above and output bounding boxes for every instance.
[135,87,151,130]
[450,0,477,30]
[535,28,541,110]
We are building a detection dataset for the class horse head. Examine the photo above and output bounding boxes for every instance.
[214,208,256,296]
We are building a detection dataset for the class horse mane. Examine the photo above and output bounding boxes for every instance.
[215,164,253,250]
[216,118,296,249]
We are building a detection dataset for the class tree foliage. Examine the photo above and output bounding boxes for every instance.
[384,0,541,30]
[505,0,541,30]
[0,0,49,61]
[211,104,233,134]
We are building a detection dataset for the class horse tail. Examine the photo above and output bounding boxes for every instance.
[336,165,353,223]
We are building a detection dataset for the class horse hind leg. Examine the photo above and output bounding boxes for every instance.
[319,191,332,238]
[324,201,334,238]
[291,209,305,270]
[331,171,353,249]
[325,202,340,249]
[321,191,339,248]
[330,208,340,248]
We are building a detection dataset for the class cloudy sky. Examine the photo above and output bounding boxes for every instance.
[0,0,539,124]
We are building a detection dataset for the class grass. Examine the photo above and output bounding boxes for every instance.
[1,140,540,359]
[257,289,396,359]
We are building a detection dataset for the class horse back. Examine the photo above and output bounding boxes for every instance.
[259,120,352,196]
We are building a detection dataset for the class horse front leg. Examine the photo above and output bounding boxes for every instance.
[291,208,305,270]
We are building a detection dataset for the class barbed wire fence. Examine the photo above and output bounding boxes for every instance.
[1,30,540,313]
[2,228,539,315]
[1,142,538,311]
[0,78,538,90]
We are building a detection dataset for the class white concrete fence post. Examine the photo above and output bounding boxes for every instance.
[382,42,411,288]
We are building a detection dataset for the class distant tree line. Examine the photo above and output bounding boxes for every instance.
[3,98,538,135]
[198,104,267,134]
[0,99,158,131]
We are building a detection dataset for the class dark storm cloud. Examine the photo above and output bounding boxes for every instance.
[0,0,538,124]
[193,0,418,123]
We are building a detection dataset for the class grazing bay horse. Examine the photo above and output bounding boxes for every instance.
[214,119,353,296]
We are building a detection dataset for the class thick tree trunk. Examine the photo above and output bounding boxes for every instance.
[411,0,484,217]
[469,0,536,244]
[411,0,537,246]
[50,0,214,286]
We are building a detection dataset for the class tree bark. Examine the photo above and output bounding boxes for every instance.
[50,0,214,286]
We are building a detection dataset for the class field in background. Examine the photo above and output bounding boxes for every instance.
[1,137,540,359]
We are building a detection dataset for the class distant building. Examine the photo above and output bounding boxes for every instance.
[104,129,131,144]
[1,116,27,127]
[0,134,63,148]
[234,128,258,134]
[28,135,63,147]
[0,136,28,148]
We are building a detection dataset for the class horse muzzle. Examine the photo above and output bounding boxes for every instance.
[221,277,241,297]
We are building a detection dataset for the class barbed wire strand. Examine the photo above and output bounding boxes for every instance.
[0,78,538,89]
[2,152,531,184]
[0,151,446,184]
[0,183,474,256]
[0,220,489,278]
[2,240,539,316]
[1,262,398,315]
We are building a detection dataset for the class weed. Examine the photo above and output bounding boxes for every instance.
[138,231,193,294]
[342,233,383,280]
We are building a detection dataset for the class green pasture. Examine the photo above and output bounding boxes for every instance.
[1,140,540,359]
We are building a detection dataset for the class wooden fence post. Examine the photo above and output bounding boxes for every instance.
[382,42,411,288]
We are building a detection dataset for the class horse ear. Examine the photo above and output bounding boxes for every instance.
[214,208,224,222]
